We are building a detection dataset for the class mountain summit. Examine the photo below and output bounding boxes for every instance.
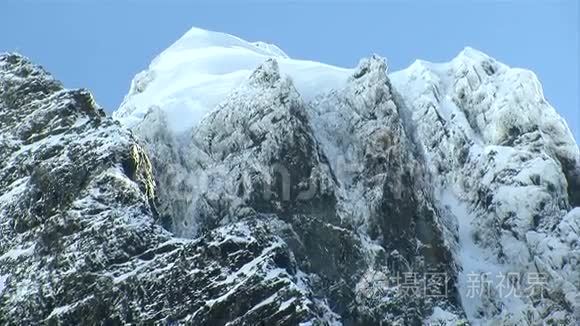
[1,27,579,325]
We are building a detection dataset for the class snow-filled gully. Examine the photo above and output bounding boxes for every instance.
[440,189,527,324]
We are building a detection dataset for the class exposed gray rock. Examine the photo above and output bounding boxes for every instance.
[0,54,336,325]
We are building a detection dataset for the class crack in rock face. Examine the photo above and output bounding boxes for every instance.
[1,28,579,326]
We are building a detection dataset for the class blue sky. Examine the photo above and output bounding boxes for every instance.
[1,1,578,142]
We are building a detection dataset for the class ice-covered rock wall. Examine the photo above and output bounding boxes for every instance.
[1,26,578,325]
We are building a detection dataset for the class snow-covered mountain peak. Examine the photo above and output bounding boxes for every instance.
[114,26,351,133]
[452,46,493,63]
[169,26,289,59]
[3,25,580,324]
[351,54,388,80]
[110,28,580,325]
[248,58,281,86]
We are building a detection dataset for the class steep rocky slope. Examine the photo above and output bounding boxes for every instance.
[0,54,341,325]
[1,26,579,326]
[389,49,580,324]
[114,28,579,325]
[121,56,462,324]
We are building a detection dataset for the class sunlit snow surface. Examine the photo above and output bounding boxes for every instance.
[0,274,7,295]
[114,27,352,132]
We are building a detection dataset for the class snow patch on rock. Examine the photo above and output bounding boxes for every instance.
[0,274,8,295]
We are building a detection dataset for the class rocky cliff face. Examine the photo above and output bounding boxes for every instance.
[0,54,340,325]
[389,49,580,324]
[1,27,579,326]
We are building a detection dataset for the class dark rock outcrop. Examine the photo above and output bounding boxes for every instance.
[0,54,335,325]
